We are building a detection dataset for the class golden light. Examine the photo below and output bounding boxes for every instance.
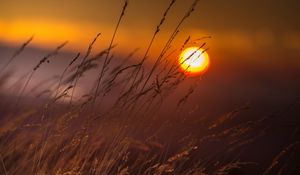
[178,46,210,75]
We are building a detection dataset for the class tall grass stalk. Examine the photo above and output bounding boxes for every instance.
[140,0,200,92]
[0,36,34,76]
[15,41,68,106]
[92,0,128,110]
[69,33,101,106]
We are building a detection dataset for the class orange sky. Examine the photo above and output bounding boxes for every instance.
[0,0,300,59]
[0,0,299,111]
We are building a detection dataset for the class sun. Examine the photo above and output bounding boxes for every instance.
[178,47,210,75]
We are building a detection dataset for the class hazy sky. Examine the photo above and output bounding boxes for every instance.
[0,0,299,113]
[1,0,300,57]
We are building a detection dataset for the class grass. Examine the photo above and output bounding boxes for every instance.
[0,0,299,174]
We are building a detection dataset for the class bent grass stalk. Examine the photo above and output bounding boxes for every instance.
[113,0,177,111]
[54,53,80,100]
[0,35,34,76]
[69,33,101,106]
[140,0,200,92]
[15,41,68,106]
[92,0,128,110]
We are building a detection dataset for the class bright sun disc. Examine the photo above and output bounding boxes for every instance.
[179,47,210,75]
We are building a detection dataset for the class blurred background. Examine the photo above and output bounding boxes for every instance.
[0,0,300,115]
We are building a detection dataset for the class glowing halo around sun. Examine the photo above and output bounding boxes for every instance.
[178,46,210,75]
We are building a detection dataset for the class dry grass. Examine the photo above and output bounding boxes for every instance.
[0,0,299,174]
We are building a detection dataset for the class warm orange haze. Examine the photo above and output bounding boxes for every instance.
[0,0,300,174]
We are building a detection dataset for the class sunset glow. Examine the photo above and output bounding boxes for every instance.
[179,47,210,75]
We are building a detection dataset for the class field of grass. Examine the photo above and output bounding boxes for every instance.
[0,0,299,174]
